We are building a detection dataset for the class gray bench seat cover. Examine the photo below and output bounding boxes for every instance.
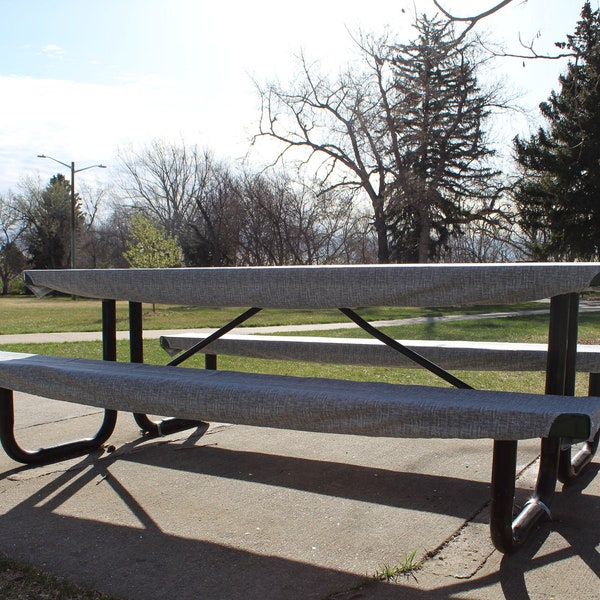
[1,351,599,441]
[160,334,600,372]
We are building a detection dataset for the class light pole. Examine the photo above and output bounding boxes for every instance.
[37,154,107,270]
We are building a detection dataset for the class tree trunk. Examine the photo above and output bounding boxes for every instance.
[418,208,431,263]
[372,197,390,264]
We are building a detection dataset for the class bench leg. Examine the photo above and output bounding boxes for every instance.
[0,388,117,465]
[490,437,560,553]
[558,431,600,483]
[558,372,600,483]
[132,413,203,437]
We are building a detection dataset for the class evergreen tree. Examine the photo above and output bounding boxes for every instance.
[387,15,500,262]
[21,174,83,269]
[514,2,600,260]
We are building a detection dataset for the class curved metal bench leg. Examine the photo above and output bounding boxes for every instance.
[558,431,600,483]
[133,413,203,437]
[558,372,600,484]
[490,437,560,553]
[0,388,117,465]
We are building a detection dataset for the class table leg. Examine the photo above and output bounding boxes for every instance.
[127,301,204,437]
[489,293,578,551]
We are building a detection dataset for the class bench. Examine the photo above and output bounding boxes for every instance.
[160,332,600,373]
[4,263,600,553]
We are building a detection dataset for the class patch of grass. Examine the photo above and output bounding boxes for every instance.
[326,551,422,599]
[371,550,422,583]
[0,554,118,599]
[284,311,600,345]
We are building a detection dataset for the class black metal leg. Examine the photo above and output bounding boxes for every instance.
[0,299,120,465]
[0,388,117,465]
[559,371,600,482]
[205,354,217,370]
[490,437,560,553]
[490,440,518,552]
[542,293,599,483]
[491,293,583,552]
[127,301,204,437]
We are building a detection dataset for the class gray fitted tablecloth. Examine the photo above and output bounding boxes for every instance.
[24,263,600,308]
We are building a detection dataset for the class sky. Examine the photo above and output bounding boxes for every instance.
[0,0,593,194]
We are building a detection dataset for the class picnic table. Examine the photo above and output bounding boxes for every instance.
[2,262,600,552]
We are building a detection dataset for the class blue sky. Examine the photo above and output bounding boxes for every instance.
[0,0,591,193]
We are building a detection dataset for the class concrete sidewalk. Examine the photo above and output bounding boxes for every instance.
[0,311,599,599]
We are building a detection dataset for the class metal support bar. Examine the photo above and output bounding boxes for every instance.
[338,307,472,389]
[490,440,518,552]
[127,301,208,437]
[542,293,599,483]
[168,306,262,367]
[102,299,118,361]
[545,294,573,397]
[559,370,600,482]
[205,354,217,370]
[490,292,598,551]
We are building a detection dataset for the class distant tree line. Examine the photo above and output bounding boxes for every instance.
[0,2,598,293]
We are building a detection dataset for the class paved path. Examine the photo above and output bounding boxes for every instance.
[2,301,599,345]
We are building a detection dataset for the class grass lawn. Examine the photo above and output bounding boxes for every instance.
[0,295,546,334]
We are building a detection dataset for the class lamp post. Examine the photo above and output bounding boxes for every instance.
[37,154,107,271]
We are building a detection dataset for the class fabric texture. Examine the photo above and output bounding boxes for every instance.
[24,263,600,308]
[160,333,600,372]
[1,351,599,441]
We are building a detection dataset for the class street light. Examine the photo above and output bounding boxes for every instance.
[37,155,107,271]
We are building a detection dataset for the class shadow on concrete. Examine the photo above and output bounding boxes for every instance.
[0,433,597,599]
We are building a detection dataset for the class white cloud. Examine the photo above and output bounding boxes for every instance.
[40,44,66,59]
[0,73,257,191]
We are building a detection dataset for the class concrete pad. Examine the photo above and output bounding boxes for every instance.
[0,393,598,599]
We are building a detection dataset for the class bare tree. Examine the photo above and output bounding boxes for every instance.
[183,164,244,266]
[118,139,214,238]
[75,182,111,268]
[434,0,578,60]
[236,171,368,265]
[91,203,136,268]
[254,15,505,263]
[118,139,242,266]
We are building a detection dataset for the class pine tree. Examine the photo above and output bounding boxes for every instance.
[514,2,600,260]
[21,174,83,269]
[386,15,500,262]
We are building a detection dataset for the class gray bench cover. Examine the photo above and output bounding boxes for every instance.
[160,334,600,372]
[1,351,599,441]
[24,263,600,308]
